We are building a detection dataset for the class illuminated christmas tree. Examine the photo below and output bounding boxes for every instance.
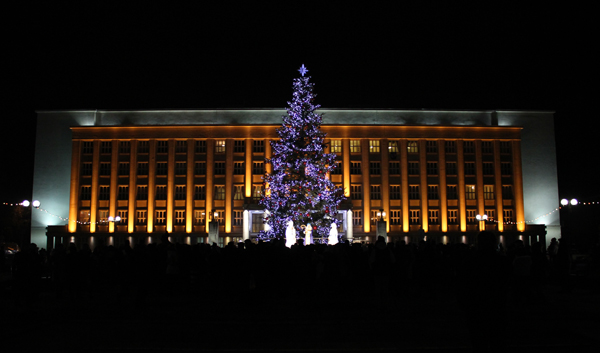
[260,65,345,243]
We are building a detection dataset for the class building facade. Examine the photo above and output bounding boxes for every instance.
[32,109,559,250]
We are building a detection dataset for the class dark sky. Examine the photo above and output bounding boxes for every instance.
[3,2,598,204]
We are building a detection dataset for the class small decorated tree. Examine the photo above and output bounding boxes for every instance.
[260,65,345,243]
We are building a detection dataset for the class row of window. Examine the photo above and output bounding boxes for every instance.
[82,161,266,177]
[82,139,512,156]
[331,140,512,155]
[349,185,513,201]
[332,161,512,176]
[80,184,263,201]
[82,140,267,155]
[350,209,514,226]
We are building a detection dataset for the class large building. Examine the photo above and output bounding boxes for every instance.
[32,109,559,250]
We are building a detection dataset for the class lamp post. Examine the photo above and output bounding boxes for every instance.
[376,208,387,242]
[476,214,488,231]
[560,198,577,239]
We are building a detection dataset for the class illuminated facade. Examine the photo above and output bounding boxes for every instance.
[32,109,559,249]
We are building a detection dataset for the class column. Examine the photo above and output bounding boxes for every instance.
[147,140,156,233]
[494,141,504,232]
[128,141,137,233]
[90,140,100,233]
[400,140,409,233]
[109,140,118,233]
[381,139,390,232]
[513,140,525,232]
[245,139,253,197]
[457,141,466,232]
[419,140,428,232]
[68,140,81,233]
[225,139,234,233]
[361,139,370,233]
[343,139,351,197]
[186,138,194,233]
[205,139,214,233]
[166,139,175,233]
[475,140,484,220]
[439,139,448,232]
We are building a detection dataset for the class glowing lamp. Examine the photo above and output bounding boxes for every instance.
[32,200,41,208]
[570,199,578,206]
[561,199,568,206]
[108,216,114,222]
[22,200,30,207]
[115,216,121,222]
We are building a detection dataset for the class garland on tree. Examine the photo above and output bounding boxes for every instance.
[259,65,345,242]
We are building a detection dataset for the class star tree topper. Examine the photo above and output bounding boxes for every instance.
[298,64,308,77]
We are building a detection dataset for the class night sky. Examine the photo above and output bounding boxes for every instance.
[4,3,598,208]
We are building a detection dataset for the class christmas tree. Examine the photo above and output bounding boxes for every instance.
[260,65,345,243]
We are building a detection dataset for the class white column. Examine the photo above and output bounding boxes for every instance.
[346,210,353,242]
[243,210,249,241]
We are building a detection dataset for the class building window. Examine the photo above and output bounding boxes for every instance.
[428,185,439,200]
[351,185,362,200]
[137,185,148,200]
[156,185,167,200]
[389,161,400,175]
[118,210,127,224]
[231,162,243,175]
[467,210,476,223]
[234,140,245,153]
[82,141,93,154]
[155,210,166,225]
[98,210,109,223]
[118,186,128,200]
[194,210,205,225]
[501,162,512,176]
[175,185,186,200]
[447,185,457,200]
[483,162,494,176]
[119,162,129,176]
[445,141,456,154]
[119,141,130,154]
[427,162,438,175]
[482,141,493,154]
[253,161,264,175]
[410,210,420,224]
[156,162,168,176]
[464,162,475,176]
[214,211,224,225]
[408,162,419,175]
[390,210,401,225]
[390,185,401,200]
[500,141,512,154]
[465,185,476,200]
[350,140,361,153]
[176,162,186,176]
[448,209,458,224]
[350,162,361,175]
[252,213,266,232]
[157,140,168,154]
[82,162,93,176]
[370,185,381,200]
[136,210,147,225]
[176,140,187,153]
[233,211,243,226]
[353,210,362,226]
[100,162,111,176]
[99,186,110,200]
[428,209,439,224]
[485,209,496,221]
[214,185,226,200]
[369,140,380,153]
[331,140,342,153]
[369,162,380,175]
[407,141,418,153]
[253,140,265,153]
[503,209,514,223]
[426,141,438,153]
[215,162,226,175]
[463,141,475,154]
[215,140,226,153]
[446,162,457,175]
[80,186,91,200]
[195,161,206,175]
[502,185,513,200]
[252,185,262,200]
[388,140,399,153]
[137,162,148,176]
[138,141,149,154]
[409,185,420,200]
[195,185,206,200]
[484,185,494,200]
[101,141,111,154]
[175,210,185,225]
[234,185,244,200]
[195,140,206,153]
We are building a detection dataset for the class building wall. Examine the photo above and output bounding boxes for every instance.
[32,109,559,248]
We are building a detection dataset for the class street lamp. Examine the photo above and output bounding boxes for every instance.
[476,214,488,231]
